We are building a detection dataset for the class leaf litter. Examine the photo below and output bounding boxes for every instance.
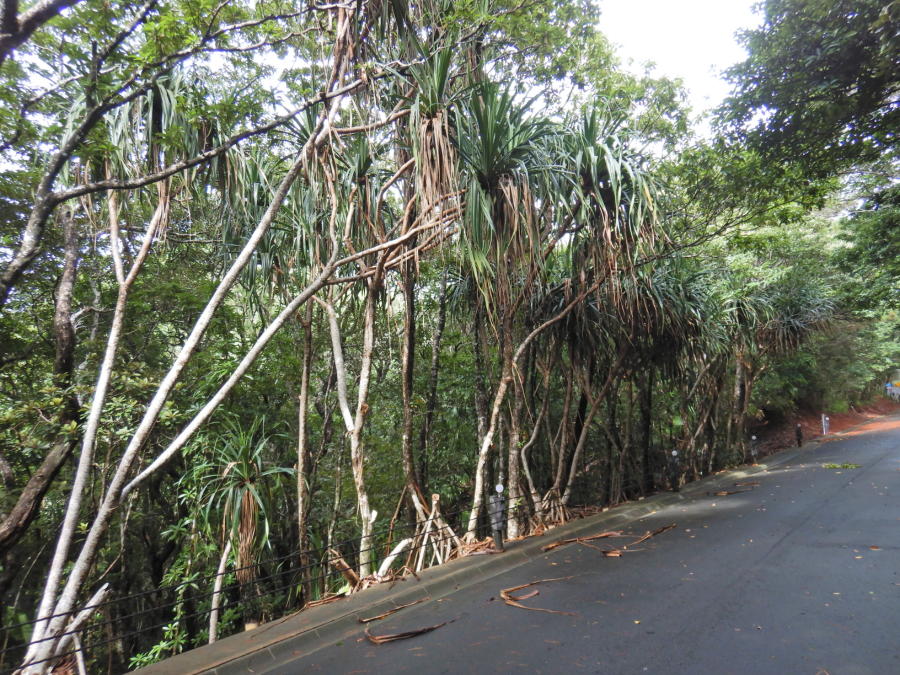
[542,531,623,552]
[365,621,451,644]
[500,577,576,615]
[625,523,677,548]
[359,597,430,624]
[502,524,677,615]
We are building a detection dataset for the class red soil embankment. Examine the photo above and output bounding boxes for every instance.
[753,399,900,454]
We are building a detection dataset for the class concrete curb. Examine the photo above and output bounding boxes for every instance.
[136,415,895,674]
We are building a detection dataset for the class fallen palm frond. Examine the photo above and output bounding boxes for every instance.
[625,523,676,548]
[364,621,449,644]
[734,481,760,487]
[500,577,576,615]
[306,592,347,609]
[359,597,430,624]
[541,530,623,552]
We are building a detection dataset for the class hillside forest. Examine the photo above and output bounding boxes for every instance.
[0,0,897,671]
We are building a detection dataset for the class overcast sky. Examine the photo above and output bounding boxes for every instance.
[598,0,763,116]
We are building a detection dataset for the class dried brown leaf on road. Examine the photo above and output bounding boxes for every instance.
[359,597,430,623]
[710,489,752,496]
[734,481,760,487]
[365,621,449,644]
[501,577,576,615]
[626,523,677,548]
[601,549,623,557]
[542,530,623,552]
[306,592,347,608]
[508,589,540,601]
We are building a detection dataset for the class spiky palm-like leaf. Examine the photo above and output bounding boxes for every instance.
[198,416,293,580]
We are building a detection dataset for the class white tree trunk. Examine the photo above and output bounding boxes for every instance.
[208,540,233,644]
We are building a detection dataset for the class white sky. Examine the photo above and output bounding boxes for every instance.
[598,0,763,116]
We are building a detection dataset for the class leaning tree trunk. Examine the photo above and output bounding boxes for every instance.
[466,281,607,539]
[561,350,627,506]
[29,184,169,656]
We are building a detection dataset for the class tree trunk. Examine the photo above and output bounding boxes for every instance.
[519,375,549,521]
[472,303,490,440]
[639,368,654,494]
[208,540,232,644]
[322,269,383,579]
[505,340,526,539]
[29,184,168,653]
[728,355,746,463]
[400,260,427,518]
[561,350,627,505]
[0,206,80,557]
[296,303,314,602]
[416,268,448,490]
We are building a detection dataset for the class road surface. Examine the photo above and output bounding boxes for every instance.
[265,417,900,674]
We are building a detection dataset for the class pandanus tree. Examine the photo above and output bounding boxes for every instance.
[456,93,661,538]
[199,417,292,633]
[454,84,559,539]
[629,260,725,481]
[542,109,661,509]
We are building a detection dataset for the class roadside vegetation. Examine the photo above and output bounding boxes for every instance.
[0,0,897,671]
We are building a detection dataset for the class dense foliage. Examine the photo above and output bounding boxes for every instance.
[0,0,896,672]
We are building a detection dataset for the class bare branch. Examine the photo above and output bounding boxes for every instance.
[0,0,80,66]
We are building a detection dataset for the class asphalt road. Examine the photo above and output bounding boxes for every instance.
[265,418,900,675]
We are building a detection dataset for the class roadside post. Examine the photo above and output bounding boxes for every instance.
[488,484,506,551]
[668,450,680,492]
[750,435,758,463]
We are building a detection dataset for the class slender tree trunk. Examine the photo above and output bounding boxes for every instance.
[552,361,587,496]
[208,540,232,644]
[472,304,490,440]
[561,351,627,505]
[550,366,574,493]
[296,303,314,602]
[400,260,427,517]
[639,368,654,494]
[729,355,746,462]
[466,280,608,539]
[322,266,384,578]
[0,207,80,556]
[466,359,512,539]
[348,282,378,578]
[506,366,524,538]
[28,185,168,654]
[416,268,448,489]
[520,369,549,520]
